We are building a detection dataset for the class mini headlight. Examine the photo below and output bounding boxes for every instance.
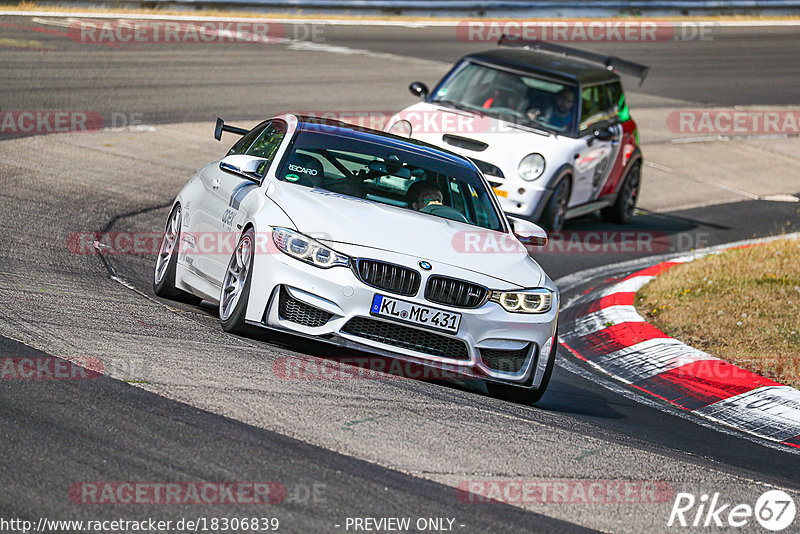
[272,227,349,269]
[518,153,546,182]
[490,288,553,314]
[387,120,412,138]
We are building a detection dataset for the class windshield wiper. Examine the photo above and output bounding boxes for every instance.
[477,108,555,136]
[432,99,485,116]
[434,99,554,135]
[505,120,554,136]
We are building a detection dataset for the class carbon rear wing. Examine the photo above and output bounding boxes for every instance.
[498,36,650,85]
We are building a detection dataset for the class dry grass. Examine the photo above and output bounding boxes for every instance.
[635,237,800,388]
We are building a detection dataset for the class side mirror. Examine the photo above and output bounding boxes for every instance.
[219,154,269,180]
[589,126,614,144]
[508,216,548,247]
[409,81,429,101]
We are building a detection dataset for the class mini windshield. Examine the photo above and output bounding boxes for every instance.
[431,61,578,134]
[277,127,504,231]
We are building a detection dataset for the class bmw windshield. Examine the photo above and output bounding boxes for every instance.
[431,60,578,135]
[276,126,505,231]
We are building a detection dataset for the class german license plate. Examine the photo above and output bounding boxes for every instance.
[370,294,461,334]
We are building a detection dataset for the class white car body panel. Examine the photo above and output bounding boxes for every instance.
[266,181,543,288]
[387,101,620,219]
[166,115,559,387]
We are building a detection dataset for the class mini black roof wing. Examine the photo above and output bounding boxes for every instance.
[214,117,248,141]
[497,35,650,86]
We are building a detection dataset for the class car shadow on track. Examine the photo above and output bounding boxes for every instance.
[209,317,628,420]
[524,362,626,419]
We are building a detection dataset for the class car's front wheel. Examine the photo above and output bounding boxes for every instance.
[219,228,256,334]
[485,330,557,405]
[153,205,201,304]
[540,178,570,232]
[602,160,641,224]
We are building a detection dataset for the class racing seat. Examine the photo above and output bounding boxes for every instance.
[480,73,527,111]
[284,153,324,187]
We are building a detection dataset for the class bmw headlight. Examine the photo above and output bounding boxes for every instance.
[489,288,553,314]
[387,120,412,138]
[272,227,350,268]
[518,153,546,181]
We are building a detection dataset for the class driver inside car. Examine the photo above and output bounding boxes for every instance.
[406,180,470,223]
[529,88,575,131]
[406,180,444,211]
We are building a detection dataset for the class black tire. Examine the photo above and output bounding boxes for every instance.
[486,329,557,405]
[539,178,570,232]
[153,205,202,304]
[219,228,256,335]
[602,160,641,224]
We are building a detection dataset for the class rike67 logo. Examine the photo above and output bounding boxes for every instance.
[668,490,796,531]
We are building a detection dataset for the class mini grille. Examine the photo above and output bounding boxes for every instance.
[355,259,420,296]
[425,276,488,309]
[480,345,531,374]
[278,287,334,328]
[341,316,469,361]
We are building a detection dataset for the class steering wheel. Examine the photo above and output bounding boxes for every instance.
[420,204,470,224]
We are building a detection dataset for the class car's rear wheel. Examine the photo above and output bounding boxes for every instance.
[220,228,256,334]
[602,160,641,224]
[540,178,570,232]
[153,205,201,304]
[485,330,557,405]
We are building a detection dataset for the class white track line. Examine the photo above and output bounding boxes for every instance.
[556,356,800,456]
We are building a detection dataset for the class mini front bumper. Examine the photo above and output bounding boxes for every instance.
[487,169,554,221]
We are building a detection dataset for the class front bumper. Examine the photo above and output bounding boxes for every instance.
[244,249,559,387]
[486,167,555,221]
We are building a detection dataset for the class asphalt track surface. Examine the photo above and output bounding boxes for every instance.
[1,15,800,533]
[2,20,800,123]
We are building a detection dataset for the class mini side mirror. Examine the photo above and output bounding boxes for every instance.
[593,127,614,142]
[409,81,429,101]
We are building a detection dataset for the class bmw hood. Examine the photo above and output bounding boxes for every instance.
[267,182,543,288]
